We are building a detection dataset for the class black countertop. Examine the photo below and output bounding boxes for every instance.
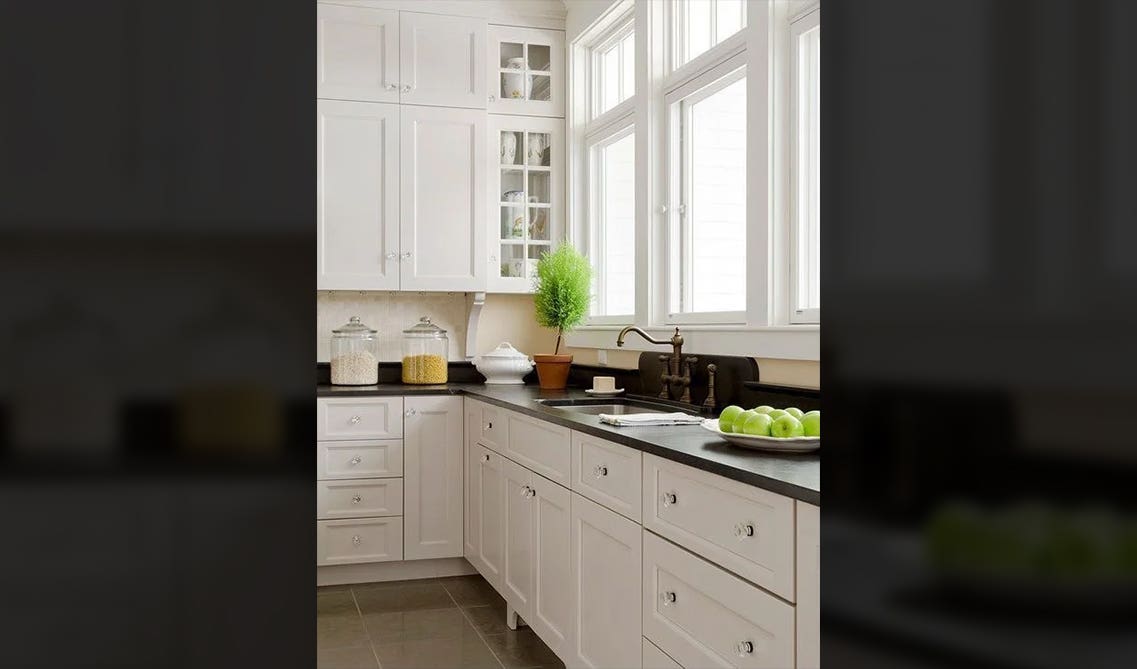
[318,383,820,506]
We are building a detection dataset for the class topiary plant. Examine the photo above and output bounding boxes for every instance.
[533,244,592,355]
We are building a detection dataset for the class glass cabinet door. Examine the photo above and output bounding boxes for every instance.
[487,26,565,118]
[489,117,563,292]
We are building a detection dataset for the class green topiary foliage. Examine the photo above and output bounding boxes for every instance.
[532,245,592,355]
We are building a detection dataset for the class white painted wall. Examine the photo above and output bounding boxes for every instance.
[565,0,622,42]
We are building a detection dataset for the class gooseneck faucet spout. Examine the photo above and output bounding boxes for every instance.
[616,326,691,402]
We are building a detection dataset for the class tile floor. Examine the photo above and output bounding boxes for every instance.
[317,575,565,669]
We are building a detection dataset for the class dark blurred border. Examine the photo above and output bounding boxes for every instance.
[824,1,1137,667]
[0,2,314,666]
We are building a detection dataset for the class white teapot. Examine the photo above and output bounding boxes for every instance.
[474,342,534,384]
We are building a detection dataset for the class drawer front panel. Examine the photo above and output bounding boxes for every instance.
[317,517,403,565]
[506,412,571,486]
[317,397,403,440]
[475,400,509,452]
[317,479,404,519]
[643,531,794,669]
[643,637,683,669]
[318,440,403,480]
[642,454,794,600]
[571,431,642,522]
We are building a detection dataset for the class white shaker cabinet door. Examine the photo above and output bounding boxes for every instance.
[530,475,573,659]
[501,457,535,619]
[403,396,464,560]
[317,4,400,103]
[570,493,641,669]
[796,502,820,669]
[469,443,507,590]
[400,105,487,291]
[399,12,486,109]
[317,100,400,290]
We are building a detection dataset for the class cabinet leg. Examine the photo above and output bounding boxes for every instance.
[506,603,523,630]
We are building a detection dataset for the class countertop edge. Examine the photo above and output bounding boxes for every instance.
[317,384,820,506]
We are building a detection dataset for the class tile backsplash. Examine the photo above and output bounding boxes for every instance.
[317,291,469,362]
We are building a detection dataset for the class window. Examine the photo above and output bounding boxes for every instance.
[667,58,747,319]
[672,0,747,69]
[588,124,636,317]
[594,24,635,117]
[791,8,820,323]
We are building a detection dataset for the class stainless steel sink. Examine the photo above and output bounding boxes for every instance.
[535,398,693,416]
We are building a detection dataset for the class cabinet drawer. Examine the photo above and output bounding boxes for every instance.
[571,431,642,522]
[643,531,794,669]
[471,400,509,452]
[643,637,683,669]
[317,517,403,565]
[317,397,403,440]
[317,479,403,519]
[317,440,403,480]
[505,411,571,486]
[642,455,795,601]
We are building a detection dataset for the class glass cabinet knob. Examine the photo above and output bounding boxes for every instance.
[351,535,361,546]
[734,523,755,538]
[661,591,677,605]
[351,495,362,504]
[661,492,678,506]
[737,641,754,656]
[349,415,361,424]
[349,456,362,465]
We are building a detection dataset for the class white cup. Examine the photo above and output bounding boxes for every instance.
[593,376,616,392]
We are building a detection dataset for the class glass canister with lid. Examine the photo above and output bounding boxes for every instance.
[330,316,379,385]
[402,316,449,384]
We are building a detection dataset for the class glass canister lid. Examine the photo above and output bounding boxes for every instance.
[333,316,377,336]
[403,316,447,337]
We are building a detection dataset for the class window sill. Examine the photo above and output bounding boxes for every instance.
[565,324,820,361]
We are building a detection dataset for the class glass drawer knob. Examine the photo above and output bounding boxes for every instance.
[349,415,361,424]
[593,465,608,478]
[349,456,362,465]
[481,453,490,462]
[734,523,755,538]
[351,495,362,504]
[351,535,361,546]
[661,591,677,605]
[737,641,754,656]
[661,492,677,506]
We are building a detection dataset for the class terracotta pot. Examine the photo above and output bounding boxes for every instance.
[533,354,572,390]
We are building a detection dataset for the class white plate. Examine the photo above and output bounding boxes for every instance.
[585,388,625,396]
[700,419,820,453]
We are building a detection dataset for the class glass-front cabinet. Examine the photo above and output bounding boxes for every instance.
[488,115,564,292]
[487,26,565,117]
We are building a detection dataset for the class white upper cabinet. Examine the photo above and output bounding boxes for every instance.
[400,12,487,109]
[317,100,400,291]
[487,115,564,293]
[488,25,565,117]
[400,105,487,291]
[317,4,400,103]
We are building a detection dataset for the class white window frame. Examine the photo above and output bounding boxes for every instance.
[586,116,637,324]
[789,5,820,323]
[591,19,637,120]
[670,0,750,72]
[664,53,748,324]
[566,0,820,361]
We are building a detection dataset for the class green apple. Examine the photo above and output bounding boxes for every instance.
[753,405,775,414]
[766,409,789,421]
[718,405,745,433]
[770,415,805,438]
[740,413,773,436]
[785,407,804,419]
[801,410,820,437]
[735,410,760,431]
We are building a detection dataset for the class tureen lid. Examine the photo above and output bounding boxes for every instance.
[479,342,528,359]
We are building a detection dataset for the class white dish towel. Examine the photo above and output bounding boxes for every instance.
[598,412,704,427]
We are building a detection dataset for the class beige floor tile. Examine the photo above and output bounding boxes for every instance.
[319,590,359,617]
[439,574,506,607]
[353,580,456,614]
[372,620,502,669]
[363,606,471,644]
[482,629,562,669]
[462,600,511,636]
[317,613,370,651]
[317,644,380,669]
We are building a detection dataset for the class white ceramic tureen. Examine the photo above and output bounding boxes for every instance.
[474,342,534,384]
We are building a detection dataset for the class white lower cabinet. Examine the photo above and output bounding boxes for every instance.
[502,457,535,613]
[642,637,683,669]
[467,441,507,589]
[795,502,820,669]
[643,531,794,669]
[530,476,572,657]
[570,492,641,669]
[403,396,464,560]
[317,517,403,566]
